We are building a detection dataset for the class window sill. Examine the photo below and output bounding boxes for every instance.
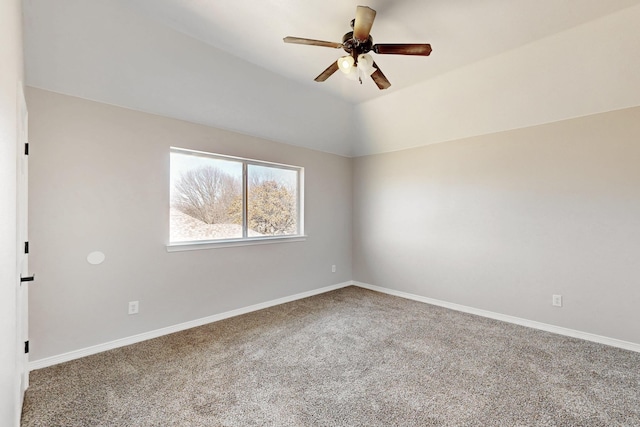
[166,235,307,252]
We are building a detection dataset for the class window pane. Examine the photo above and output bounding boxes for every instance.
[170,151,243,242]
[247,164,298,237]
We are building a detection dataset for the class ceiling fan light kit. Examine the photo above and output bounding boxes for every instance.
[337,53,376,83]
[283,5,432,89]
[337,55,355,73]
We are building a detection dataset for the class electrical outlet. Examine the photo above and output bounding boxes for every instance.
[128,301,139,315]
[331,265,336,273]
[552,295,562,307]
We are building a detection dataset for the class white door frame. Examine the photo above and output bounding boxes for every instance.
[16,83,29,400]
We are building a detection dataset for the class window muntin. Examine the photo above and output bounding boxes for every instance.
[170,147,303,245]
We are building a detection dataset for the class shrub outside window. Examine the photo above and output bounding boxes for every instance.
[169,147,304,247]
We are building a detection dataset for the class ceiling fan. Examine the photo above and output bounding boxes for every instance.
[283,5,432,90]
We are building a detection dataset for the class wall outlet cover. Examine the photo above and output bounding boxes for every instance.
[128,301,139,315]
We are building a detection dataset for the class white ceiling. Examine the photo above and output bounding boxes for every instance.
[117,0,640,103]
[22,0,640,156]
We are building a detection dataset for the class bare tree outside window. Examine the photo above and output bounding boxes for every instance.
[170,152,244,242]
[172,166,239,224]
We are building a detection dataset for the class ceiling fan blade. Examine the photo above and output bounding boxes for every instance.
[371,62,391,90]
[353,6,376,42]
[373,43,432,56]
[283,36,343,49]
[314,62,340,82]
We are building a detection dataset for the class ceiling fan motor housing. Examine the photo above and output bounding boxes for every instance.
[342,31,374,58]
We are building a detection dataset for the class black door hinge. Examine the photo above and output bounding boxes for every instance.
[24,143,29,155]
[24,341,29,354]
[24,241,29,254]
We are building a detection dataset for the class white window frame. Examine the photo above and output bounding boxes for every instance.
[167,147,305,251]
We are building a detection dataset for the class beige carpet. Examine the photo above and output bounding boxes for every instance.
[21,286,640,426]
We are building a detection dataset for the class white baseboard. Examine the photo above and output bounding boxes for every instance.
[353,281,640,353]
[30,279,639,370]
[29,281,353,371]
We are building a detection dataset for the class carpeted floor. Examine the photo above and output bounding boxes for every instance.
[21,286,640,426]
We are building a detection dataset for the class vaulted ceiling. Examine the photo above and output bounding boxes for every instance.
[23,0,640,156]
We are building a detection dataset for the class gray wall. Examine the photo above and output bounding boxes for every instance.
[27,88,353,361]
[0,0,23,425]
[353,107,640,345]
[27,87,640,364]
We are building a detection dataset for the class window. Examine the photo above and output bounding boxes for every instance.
[169,147,304,249]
